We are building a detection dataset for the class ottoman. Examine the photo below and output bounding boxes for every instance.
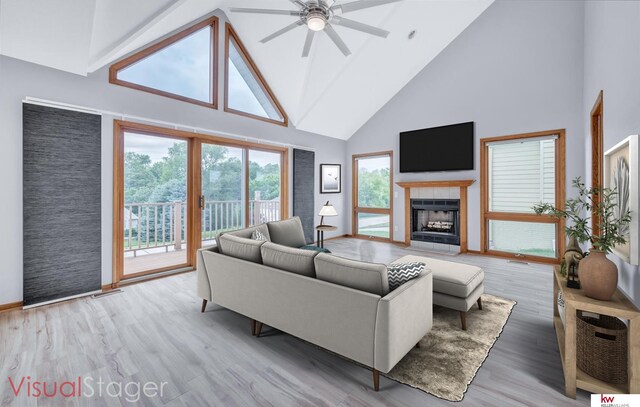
[393,255,484,330]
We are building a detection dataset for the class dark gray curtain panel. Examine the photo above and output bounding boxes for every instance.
[23,104,102,306]
[293,149,315,244]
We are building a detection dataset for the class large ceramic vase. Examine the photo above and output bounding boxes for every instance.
[578,250,618,301]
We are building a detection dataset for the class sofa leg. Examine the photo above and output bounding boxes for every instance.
[251,319,256,336]
[373,369,380,391]
[201,299,208,313]
[255,322,263,337]
[477,297,483,310]
[460,311,467,331]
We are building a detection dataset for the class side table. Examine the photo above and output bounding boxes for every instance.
[315,225,337,248]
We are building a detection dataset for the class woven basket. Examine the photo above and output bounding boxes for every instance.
[576,312,628,384]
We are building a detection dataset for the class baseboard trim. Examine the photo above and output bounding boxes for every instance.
[317,234,350,245]
[0,301,23,313]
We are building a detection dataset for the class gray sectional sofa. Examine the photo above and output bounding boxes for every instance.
[197,217,433,391]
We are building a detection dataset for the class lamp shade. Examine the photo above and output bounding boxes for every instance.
[319,203,338,217]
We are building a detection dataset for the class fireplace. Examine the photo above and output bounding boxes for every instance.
[411,199,460,245]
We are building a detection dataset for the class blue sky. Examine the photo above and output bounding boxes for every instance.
[118,25,270,119]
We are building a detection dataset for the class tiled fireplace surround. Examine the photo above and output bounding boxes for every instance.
[397,180,475,254]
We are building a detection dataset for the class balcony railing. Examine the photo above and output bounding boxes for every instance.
[124,199,280,254]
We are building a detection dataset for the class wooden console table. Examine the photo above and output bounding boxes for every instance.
[553,265,640,398]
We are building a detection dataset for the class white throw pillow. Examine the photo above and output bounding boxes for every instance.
[387,262,425,291]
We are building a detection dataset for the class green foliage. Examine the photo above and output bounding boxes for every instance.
[532,177,631,253]
[249,161,281,201]
[124,142,281,205]
[358,168,390,208]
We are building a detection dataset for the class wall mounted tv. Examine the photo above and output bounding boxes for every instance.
[399,122,474,173]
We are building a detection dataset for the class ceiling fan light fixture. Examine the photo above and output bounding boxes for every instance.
[307,14,326,31]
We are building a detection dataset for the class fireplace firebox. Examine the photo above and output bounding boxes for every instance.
[411,199,460,245]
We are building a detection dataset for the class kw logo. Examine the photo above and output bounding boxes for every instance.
[601,394,615,404]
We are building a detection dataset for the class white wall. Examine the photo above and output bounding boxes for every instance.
[0,11,347,305]
[584,1,640,306]
[346,0,586,249]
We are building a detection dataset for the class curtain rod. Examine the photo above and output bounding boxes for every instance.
[22,97,317,152]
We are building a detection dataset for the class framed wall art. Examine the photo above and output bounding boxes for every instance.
[320,164,341,194]
[604,134,639,265]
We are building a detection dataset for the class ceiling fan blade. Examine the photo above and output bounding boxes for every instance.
[302,30,316,57]
[290,0,307,8]
[331,0,403,14]
[331,16,389,38]
[324,25,351,56]
[229,8,301,16]
[261,20,306,43]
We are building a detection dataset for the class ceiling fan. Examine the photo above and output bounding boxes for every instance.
[230,0,402,57]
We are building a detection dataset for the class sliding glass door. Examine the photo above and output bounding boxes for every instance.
[249,149,282,226]
[481,130,565,262]
[352,152,393,240]
[122,131,190,277]
[200,143,244,245]
[115,121,288,285]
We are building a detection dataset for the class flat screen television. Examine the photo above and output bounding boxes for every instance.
[399,122,474,173]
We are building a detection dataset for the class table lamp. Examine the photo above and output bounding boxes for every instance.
[318,201,338,226]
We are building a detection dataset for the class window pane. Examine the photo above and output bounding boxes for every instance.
[201,144,244,243]
[249,150,281,225]
[358,213,390,239]
[489,139,555,212]
[488,220,556,258]
[228,38,284,122]
[357,156,390,209]
[118,26,212,103]
[123,133,188,275]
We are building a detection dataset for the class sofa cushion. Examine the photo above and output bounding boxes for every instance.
[216,224,271,248]
[267,217,307,248]
[314,253,389,296]
[387,262,425,291]
[217,234,265,263]
[261,242,319,278]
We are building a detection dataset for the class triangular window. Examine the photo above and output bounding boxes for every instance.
[110,17,218,108]
[225,24,288,126]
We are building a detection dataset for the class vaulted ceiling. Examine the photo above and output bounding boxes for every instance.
[0,0,493,139]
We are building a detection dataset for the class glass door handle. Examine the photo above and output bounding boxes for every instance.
[199,195,206,209]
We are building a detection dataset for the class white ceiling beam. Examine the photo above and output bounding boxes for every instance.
[87,0,189,73]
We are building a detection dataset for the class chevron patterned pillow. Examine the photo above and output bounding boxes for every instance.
[387,262,426,291]
[251,230,268,241]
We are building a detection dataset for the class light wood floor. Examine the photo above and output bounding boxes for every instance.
[0,238,590,406]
